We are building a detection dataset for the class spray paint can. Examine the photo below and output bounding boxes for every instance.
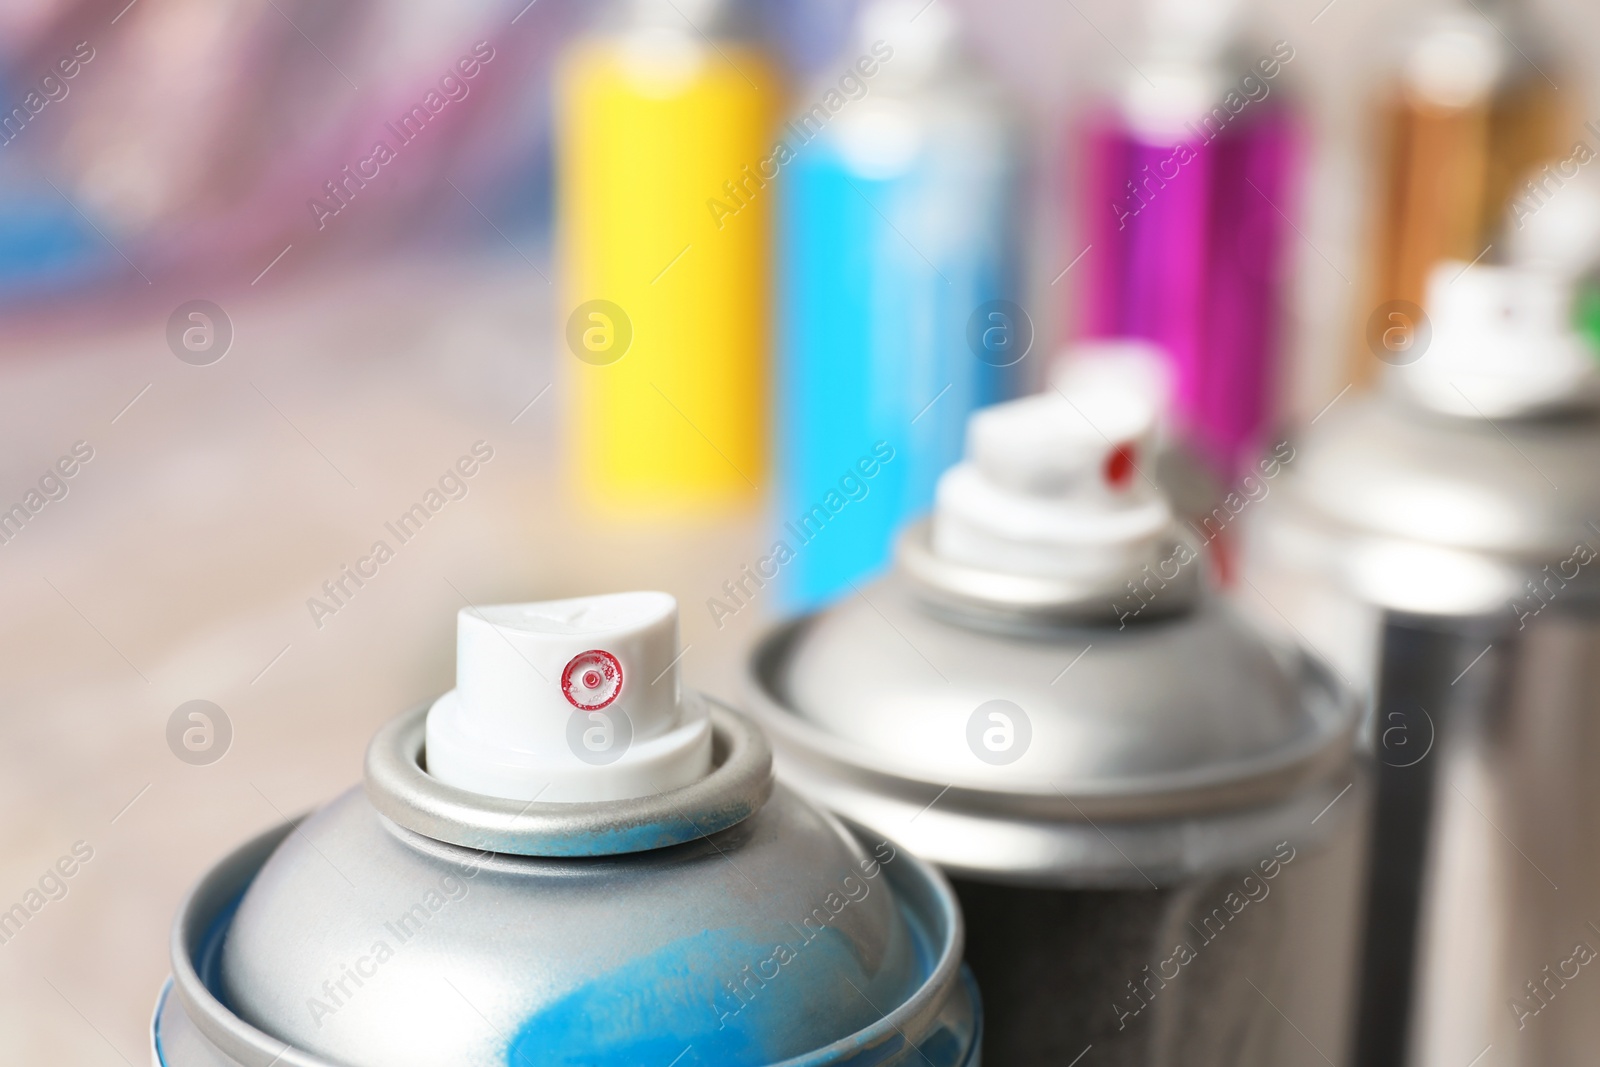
[152,592,979,1067]
[774,0,1023,612]
[557,0,778,514]
[748,358,1369,1064]
[1508,159,1600,360]
[1351,0,1570,392]
[1247,213,1600,1066]
[1073,0,1298,481]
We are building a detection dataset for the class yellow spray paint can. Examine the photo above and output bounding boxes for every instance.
[558,2,778,514]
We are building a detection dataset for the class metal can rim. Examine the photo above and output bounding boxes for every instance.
[362,696,773,856]
[745,617,1361,822]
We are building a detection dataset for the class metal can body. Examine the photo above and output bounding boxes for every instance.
[775,69,1021,611]
[950,841,1363,1065]
[557,25,778,513]
[747,534,1369,1065]
[1075,93,1297,481]
[151,702,981,1067]
[1352,5,1568,389]
[1245,395,1600,1067]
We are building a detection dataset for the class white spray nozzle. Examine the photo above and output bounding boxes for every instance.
[933,352,1173,579]
[1050,340,1175,415]
[424,592,712,803]
[1392,261,1600,418]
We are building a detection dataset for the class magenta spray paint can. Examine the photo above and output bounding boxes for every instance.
[1073,0,1299,481]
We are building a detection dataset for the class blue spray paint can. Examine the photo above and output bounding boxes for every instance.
[151,592,979,1067]
[774,0,1023,612]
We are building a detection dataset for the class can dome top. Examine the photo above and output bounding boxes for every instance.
[746,372,1358,885]
[1270,189,1600,617]
[154,595,980,1067]
[160,753,975,1067]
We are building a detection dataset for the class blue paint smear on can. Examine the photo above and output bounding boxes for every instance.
[774,93,1022,613]
[505,918,929,1066]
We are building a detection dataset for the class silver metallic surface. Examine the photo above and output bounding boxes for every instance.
[1255,396,1600,624]
[751,578,1356,856]
[366,701,773,856]
[155,699,980,1067]
[1246,393,1600,1067]
[899,519,1203,628]
[748,556,1369,1064]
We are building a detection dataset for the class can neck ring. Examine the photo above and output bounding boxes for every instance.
[364,698,772,857]
[897,518,1204,630]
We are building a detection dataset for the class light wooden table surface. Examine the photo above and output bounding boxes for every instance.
[0,255,781,1062]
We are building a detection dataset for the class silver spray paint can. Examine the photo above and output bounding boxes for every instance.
[747,356,1370,1065]
[1245,232,1600,1067]
[151,592,980,1067]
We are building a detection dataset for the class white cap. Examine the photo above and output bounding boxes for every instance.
[424,592,712,803]
[628,0,728,29]
[1118,0,1242,138]
[853,0,960,85]
[1391,260,1600,418]
[1403,13,1503,109]
[1508,163,1600,279]
[932,355,1172,579]
[1141,0,1243,62]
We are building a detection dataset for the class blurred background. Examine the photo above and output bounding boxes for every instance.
[4,0,1600,1059]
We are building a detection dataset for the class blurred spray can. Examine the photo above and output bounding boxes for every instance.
[557,0,778,514]
[1353,0,1569,388]
[1507,157,1600,359]
[749,356,1369,1064]
[1074,0,1298,482]
[774,0,1023,611]
[152,592,980,1067]
[1246,195,1600,1065]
